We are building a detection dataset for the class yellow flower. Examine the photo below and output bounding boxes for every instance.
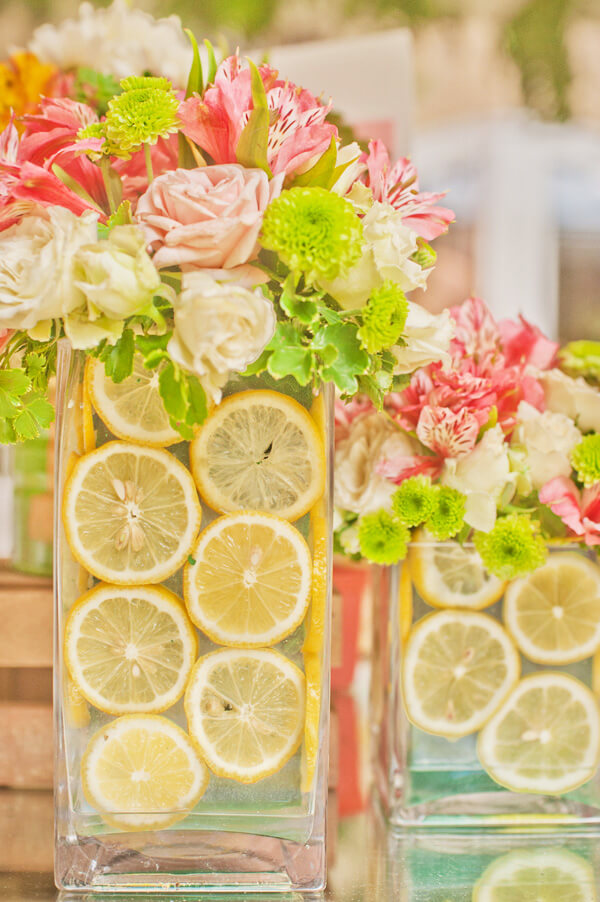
[0,52,58,131]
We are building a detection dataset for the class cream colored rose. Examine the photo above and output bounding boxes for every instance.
[318,202,428,309]
[334,412,415,516]
[168,273,276,404]
[391,303,454,374]
[74,225,161,320]
[540,369,600,434]
[0,206,98,331]
[511,401,581,490]
[442,426,515,532]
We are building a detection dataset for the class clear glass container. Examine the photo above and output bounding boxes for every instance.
[12,432,54,576]
[54,341,333,892]
[374,538,600,826]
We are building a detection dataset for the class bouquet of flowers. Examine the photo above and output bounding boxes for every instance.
[0,0,453,445]
[335,296,600,579]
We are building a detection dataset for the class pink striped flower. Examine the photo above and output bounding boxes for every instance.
[539,477,600,546]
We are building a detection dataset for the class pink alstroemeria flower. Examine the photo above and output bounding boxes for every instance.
[361,139,454,240]
[0,329,13,354]
[498,314,559,371]
[539,476,600,546]
[179,56,337,178]
[450,296,503,364]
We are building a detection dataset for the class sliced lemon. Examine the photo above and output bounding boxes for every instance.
[399,560,413,646]
[473,848,596,902]
[81,714,209,831]
[504,554,600,665]
[82,375,96,453]
[410,533,506,610]
[301,651,321,793]
[402,610,520,738]
[65,584,197,715]
[184,511,312,648]
[185,648,305,784]
[63,441,201,585]
[86,355,180,447]
[64,674,90,729]
[190,390,325,521]
[478,672,600,795]
[303,500,329,657]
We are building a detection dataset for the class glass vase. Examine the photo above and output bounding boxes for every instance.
[54,340,333,892]
[374,537,600,826]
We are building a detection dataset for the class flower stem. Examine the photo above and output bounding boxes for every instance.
[100,157,117,214]
[144,143,154,183]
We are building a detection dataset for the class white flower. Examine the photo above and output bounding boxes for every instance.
[339,523,361,556]
[540,369,600,434]
[511,400,581,490]
[442,426,515,532]
[391,303,454,374]
[334,412,415,516]
[29,0,193,86]
[318,202,428,309]
[168,273,276,404]
[0,206,98,331]
[74,225,161,321]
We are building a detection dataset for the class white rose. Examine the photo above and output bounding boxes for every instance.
[511,400,581,490]
[0,206,98,331]
[540,369,600,433]
[391,303,454,374]
[442,425,515,532]
[29,0,192,86]
[318,202,428,309]
[334,412,415,516]
[168,273,276,404]
[74,225,161,320]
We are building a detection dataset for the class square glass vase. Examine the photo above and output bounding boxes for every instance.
[54,341,333,892]
[373,536,600,826]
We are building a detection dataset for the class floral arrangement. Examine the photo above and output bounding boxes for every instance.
[0,0,454,444]
[335,296,600,579]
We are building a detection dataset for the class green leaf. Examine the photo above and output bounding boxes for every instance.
[0,369,32,396]
[25,353,46,383]
[291,137,337,188]
[26,397,55,429]
[316,304,342,325]
[159,362,187,422]
[185,374,208,426]
[104,328,135,383]
[0,417,16,443]
[268,347,313,385]
[315,323,369,394]
[205,39,218,85]
[242,348,271,376]
[184,29,204,97]
[106,201,133,230]
[143,349,170,369]
[0,388,19,419]
[136,332,172,357]
[13,408,42,440]
[279,285,319,324]
[235,59,271,175]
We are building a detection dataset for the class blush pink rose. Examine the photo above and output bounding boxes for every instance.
[136,164,283,272]
[539,476,600,545]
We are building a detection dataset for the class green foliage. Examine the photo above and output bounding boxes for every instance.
[74,67,122,116]
[0,338,57,443]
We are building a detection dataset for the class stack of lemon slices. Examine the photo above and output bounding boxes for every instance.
[62,358,327,829]
[404,534,600,797]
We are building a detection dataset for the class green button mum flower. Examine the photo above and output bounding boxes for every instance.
[260,187,363,285]
[474,514,547,581]
[571,433,600,487]
[426,486,466,540]
[559,340,600,381]
[412,240,437,270]
[357,281,408,354]
[104,75,179,156]
[358,510,410,565]
[391,475,437,527]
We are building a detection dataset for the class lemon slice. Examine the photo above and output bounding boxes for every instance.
[184,511,312,647]
[190,390,325,521]
[402,610,520,738]
[86,355,180,447]
[399,560,413,646]
[303,500,329,657]
[473,848,596,902]
[410,533,506,610]
[65,584,198,715]
[82,375,96,453]
[82,714,209,831]
[63,441,201,585]
[504,554,600,665]
[301,651,321,793]
[478,672,600,795]
[185,648,305,783]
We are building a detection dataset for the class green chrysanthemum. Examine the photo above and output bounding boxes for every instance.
[260,187,363,284]
[571,434,600,487]
[391,475,437,527]
[357,281,409,353]
[426,486,466,540]
[104,75,179,155]
[474,514,547,581]
[412,240,437,270]
[559,340,600,381]
[358,510,410,565]
[77,122,105,141]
